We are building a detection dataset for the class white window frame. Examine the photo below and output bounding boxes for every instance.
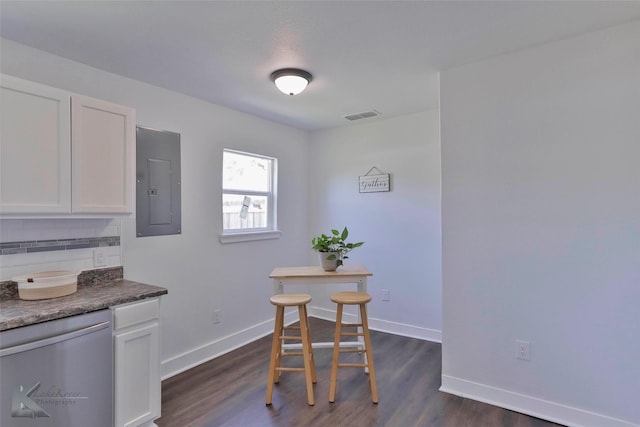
[220,149,280,243]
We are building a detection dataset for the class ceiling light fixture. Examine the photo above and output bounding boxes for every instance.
[270,68,313,96]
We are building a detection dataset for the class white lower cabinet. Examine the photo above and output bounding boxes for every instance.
[112,298,161,427]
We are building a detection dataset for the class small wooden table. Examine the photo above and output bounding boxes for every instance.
[269,265,373,356]
[270,265,372,295]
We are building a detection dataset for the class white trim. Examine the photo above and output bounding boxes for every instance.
[308,305,442,343]
[161,309,441,380]
[440,376,638,427]
[218,230,281,244]
[160,310,297,379]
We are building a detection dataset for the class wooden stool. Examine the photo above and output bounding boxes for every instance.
[266,293,317,406]
[329,291,378,403]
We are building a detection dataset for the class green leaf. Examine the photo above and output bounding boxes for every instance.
[341,227,349,240]
[311,226,364,258]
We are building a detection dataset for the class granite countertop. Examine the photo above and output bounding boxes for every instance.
[0,267,168,331]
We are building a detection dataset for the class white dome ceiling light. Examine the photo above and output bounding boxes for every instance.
[270,68,313,96]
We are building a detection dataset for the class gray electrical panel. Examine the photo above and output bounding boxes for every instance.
[136,126,181,237]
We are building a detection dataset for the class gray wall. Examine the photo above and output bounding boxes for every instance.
[308,110,442,340]
[440,20,640,427]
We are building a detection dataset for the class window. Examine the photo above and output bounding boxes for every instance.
[221,149,279,242]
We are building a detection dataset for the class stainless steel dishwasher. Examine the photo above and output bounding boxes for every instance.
[0,309,113,427]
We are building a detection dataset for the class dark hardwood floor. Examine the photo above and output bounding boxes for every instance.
[157,318,565,427]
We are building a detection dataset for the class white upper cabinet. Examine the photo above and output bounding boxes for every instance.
[0,75,135,216]
[0,75,72,213]
[71,96,135,214]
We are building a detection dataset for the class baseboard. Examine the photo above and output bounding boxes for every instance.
[161,306,442,380]
[161,310,300,380]
[440,375,638,427]
[308,305,442,343]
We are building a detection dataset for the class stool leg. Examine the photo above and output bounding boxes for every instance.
[301,304,317,383]
[266,305,284,405]
[274,305,285,384]
[329,302,344,403]
[360,303,378,403]
[298,304,315,406]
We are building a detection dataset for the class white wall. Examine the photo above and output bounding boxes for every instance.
[308,110,442,341]
[440,20,640,427]
[1,39,311,378]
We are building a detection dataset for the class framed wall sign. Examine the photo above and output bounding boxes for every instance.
[359,166,391,193]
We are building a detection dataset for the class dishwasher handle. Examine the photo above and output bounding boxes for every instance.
[0,321,110,357]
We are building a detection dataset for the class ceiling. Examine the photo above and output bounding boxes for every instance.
[2,1,640,131]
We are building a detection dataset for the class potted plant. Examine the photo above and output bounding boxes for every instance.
[311,227,364,271]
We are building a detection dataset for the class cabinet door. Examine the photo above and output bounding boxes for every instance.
[114,322,160,427]
[71,96,135,213]
[0,75,71,213]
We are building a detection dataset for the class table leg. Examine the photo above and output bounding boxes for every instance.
[274,280,284,295]
[358,277,368,372]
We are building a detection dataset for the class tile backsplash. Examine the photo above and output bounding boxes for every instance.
[1,236,119,255]
[0,219,123,280]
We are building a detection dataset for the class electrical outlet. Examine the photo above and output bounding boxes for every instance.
[93,248,107,267]
[381,289,390,302]
[213,309,222,324]
[516,340,530,361]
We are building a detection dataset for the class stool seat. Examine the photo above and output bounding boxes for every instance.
[270,293,312,307]
[330,291,372,305]
[329,291,378,403]
[266,293,316,406]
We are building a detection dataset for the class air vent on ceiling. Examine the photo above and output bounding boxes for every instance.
[344,110,381,121]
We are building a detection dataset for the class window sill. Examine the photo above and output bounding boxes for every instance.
[219,230,281,244]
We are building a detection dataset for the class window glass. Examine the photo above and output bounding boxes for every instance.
[222,149,276,233]
[223,151,271,192]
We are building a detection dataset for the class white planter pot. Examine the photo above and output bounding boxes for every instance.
[319,252,340,271]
